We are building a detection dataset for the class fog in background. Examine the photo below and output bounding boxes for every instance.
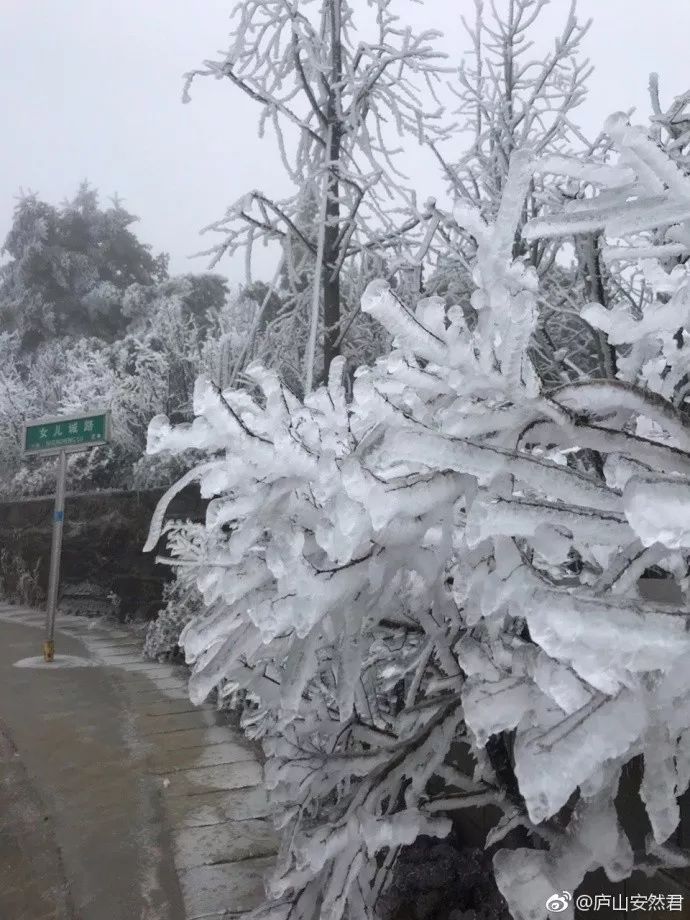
[2,0,689,283]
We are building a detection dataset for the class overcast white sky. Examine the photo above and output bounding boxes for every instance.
[2,0,689,284]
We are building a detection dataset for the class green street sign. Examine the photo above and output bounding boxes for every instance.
[23,410,111,456]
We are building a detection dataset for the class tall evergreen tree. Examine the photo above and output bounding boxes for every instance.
[0,183,168,348]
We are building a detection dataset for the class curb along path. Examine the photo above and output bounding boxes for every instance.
[0,603,277,920]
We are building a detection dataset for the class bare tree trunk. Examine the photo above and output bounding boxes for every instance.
[322,0,342,382]
[305,145,330,395]
[323,136,341,380]
[582,233,617,378]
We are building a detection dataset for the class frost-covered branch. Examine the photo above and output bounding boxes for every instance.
[184,0,452,388]
[147,108,690,920]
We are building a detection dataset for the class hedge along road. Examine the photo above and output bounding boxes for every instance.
[0,604,277,920]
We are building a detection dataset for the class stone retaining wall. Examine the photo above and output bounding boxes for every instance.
[0,487,206,621]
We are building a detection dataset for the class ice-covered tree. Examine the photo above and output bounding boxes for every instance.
[445,0,592,226]
[0,184,168,349]
[229,203,396,398]
[0,332,39,482]
[122,272,227,337]
[100,274,234,489]
[427,0,623,391]
[0,333,121,495]
[0,270,233,495]
[145,113,690,920]
[183,0,450,391]
[524,110,690,411]
[649,75,690,175]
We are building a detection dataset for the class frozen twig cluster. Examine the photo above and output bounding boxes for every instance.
[146,113,690,920]
[449,0,593,221]
[184,0,452,390]
[422,0,618,391]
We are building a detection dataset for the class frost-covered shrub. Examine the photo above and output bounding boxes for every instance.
[378,840,510,920]
[143,578,202,662]
[145,117,690,920]
[0,548,43,607]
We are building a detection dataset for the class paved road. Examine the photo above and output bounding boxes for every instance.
[0,714,74,920]
[0,605,276,920]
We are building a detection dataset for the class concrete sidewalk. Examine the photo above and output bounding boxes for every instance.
[0,604,277,920]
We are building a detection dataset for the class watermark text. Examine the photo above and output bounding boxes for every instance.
[546,891,684,913]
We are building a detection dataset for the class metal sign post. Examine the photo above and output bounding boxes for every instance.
[44,450,67,662]
[21,409,110,663]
